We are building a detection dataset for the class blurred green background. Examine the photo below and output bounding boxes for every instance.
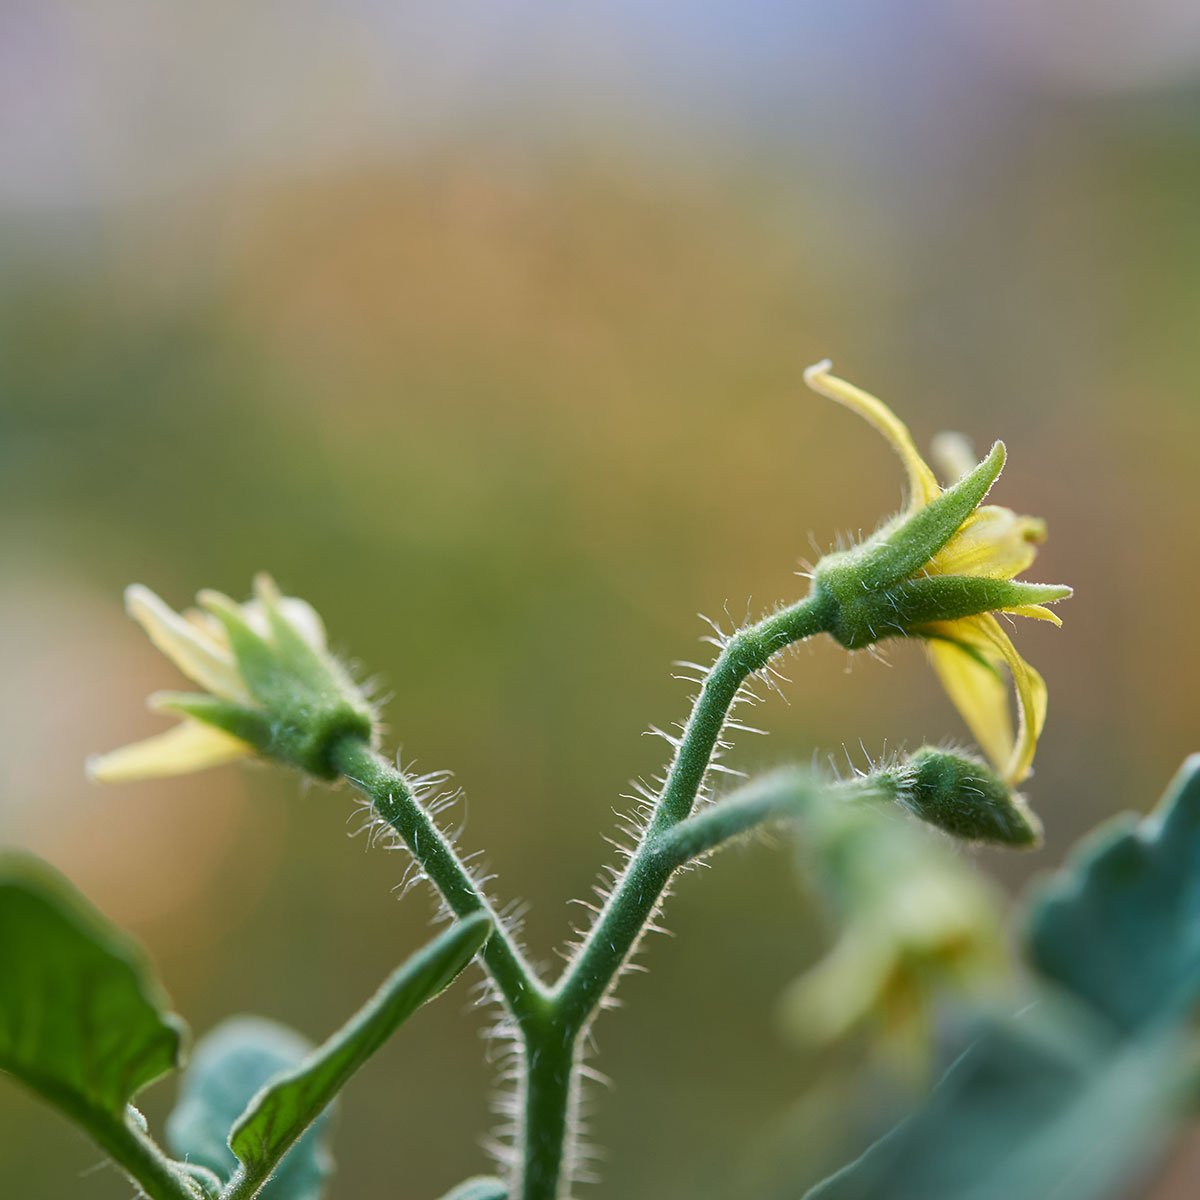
[2,2,1199,1196]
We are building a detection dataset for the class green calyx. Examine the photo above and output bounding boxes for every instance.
[899,747,1042,846]
[155,586,376,780]
[825,443,1005,593]
[811,442,1068,649]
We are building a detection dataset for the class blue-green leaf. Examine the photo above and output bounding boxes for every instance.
[436,1177,508,1200]
[167,1018,330,1200]
[1027,754,1200,1032]
[803,1009,1185,1200]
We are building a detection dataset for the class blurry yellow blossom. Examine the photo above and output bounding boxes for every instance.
[88,574,374,783]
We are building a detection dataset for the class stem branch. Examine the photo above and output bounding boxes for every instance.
[332,591,836,1200]
[552,593,834,1031]
[331,739,549,1022]
[655,769,885,870]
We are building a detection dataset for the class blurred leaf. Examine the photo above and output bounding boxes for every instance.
[226,912,491,1198]
[167,1018,329,1200]
[1027,754,1200,1032]
[437,1177,508,1200]
[805,755,1200,1200]
[803,1012,1184,1200]
[0,851,186,1131]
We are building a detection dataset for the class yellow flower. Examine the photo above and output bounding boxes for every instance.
[88,574,373,783]
[805,361,1070,785]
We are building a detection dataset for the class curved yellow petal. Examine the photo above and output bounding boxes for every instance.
[926,631,1014,774]
[971,614,1047,785]
[87,720,252,783]
[126,585,252,705]
[805,361,941,507]
[930,506,1047,579]
[1007,604,1063,626]
[928,614,1047,785]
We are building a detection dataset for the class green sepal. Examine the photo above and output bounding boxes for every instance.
[253,580,351,707]
[824,443,1005,595]
[224,913,492,1199]
[152,693,275,751]
[901,747,1041,846]
[1026,755,1200,1033]
[820,571,1068,652]
[436,1177,508,1200]
[167,1018,330,1200]
[198,591,296,712]
[887,576,1071,628]
[151,690,368,780]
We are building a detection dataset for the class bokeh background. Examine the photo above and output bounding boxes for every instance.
[3,2,1199,1196]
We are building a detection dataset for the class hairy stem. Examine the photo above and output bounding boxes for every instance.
[553,592,835,1031]
[518,1022,580,1200]
[333,592,836,1200]
[657,770,892,870]
[94,1112,203,1200]
[331,739,549,1022]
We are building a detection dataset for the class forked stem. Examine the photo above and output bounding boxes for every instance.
[334,592,837,1200]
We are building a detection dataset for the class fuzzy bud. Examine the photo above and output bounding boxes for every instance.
[898,747,1042,847]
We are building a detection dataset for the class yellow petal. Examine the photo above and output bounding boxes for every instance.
[804,361,941,507]
[929,506,1047,579]
[249,574,328,652]
[972,614,1047,785]
[126,585,252,704]
[1007,604,1063,626]
[926,631,1015,775]
[87,721,252,783]
[278,598,327,651]
[778,930,895,1045]
[929,431,978,484]
[928,614,1047,785]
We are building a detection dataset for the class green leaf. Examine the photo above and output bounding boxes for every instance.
[167,1018,329,1200]
[1027,754,1200,1032]
[436,1177,508,1200]
[0,851,186,1128]
[223,912,492,1199]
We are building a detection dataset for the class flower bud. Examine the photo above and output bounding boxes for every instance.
[898,747,1042,847]
[88,574,376,783]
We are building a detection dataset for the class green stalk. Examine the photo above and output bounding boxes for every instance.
[656,769,891,870]
[552,593,835,1031]
[518,1021,579,1200]
[91,1112,204,1200]
[330,740,550,1023]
